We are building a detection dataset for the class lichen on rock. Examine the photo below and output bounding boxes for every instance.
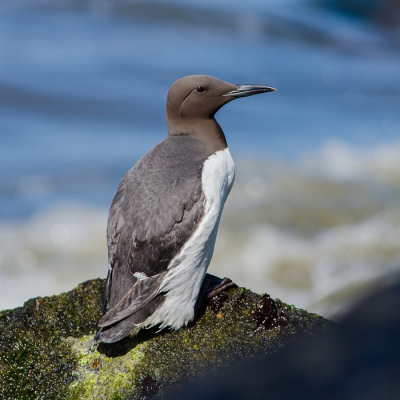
[0,276,333,399]
[0,279,104,400]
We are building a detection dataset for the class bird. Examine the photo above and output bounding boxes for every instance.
[95,75,275,343]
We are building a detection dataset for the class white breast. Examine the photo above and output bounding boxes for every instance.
[138,147,235,330]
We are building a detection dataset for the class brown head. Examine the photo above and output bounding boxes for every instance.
[166,75,275,151]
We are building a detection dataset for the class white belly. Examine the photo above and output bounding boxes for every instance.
[139,147,235,330]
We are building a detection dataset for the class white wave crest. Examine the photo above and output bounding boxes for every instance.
[1,141,400,316]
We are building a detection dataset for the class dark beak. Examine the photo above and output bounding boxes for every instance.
[223,84,276,98]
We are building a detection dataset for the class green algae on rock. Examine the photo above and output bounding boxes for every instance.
[0,279,104,400]
[0,277,333,399]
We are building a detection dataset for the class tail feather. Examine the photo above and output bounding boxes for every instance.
[95,316,141,343]
[95,293,166,343]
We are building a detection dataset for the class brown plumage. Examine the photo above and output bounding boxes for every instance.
[95,75,275,343]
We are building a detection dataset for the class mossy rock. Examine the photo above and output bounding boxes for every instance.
[0,276,333,399]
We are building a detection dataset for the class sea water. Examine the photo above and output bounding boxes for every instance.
[1,0,400,317]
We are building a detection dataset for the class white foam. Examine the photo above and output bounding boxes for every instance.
[211,140,400,317]
[2,141,400,317]
[300,140,400,185]
[0,204,108,309]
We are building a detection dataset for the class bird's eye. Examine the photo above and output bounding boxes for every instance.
[196,86,206,93]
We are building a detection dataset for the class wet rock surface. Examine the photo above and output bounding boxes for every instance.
[0,275,333,399]
[168,278,400,400]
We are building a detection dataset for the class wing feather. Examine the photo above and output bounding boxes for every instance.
[100,135,211,326]
[99,272,166,327]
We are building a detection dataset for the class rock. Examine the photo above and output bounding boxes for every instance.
[168,278,400,400]
[0,275,333,399]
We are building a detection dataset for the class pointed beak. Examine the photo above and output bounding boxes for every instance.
[223,84,276,98]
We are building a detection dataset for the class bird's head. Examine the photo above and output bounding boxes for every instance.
[166,75,275,137]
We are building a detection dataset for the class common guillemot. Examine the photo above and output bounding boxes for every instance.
[95,75,275,343]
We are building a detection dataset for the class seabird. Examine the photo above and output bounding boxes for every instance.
[95,75,275,343]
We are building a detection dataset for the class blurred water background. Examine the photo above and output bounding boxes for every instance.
[1,0,400,317]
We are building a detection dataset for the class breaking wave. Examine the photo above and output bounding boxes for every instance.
[1,140,400,317]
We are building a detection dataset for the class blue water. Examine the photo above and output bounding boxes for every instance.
[1,0,400,313]
[1,0,399,220]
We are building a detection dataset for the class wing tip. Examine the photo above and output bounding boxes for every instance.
[94,324,141,344]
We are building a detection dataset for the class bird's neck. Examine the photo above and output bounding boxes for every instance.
[167,118,227,153]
